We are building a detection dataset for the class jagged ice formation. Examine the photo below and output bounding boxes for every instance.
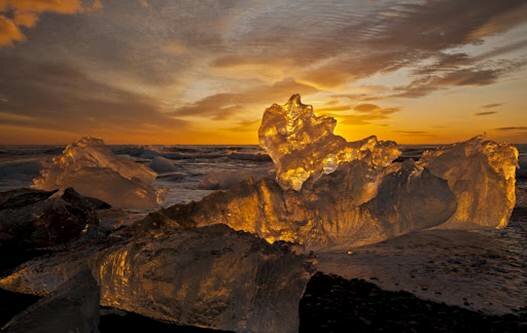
[0,224,313,333]
[155,95,517,250]
[418,136,518,228]
[259,95,517,229]
[32,137,165,209]
[259,94,400,191]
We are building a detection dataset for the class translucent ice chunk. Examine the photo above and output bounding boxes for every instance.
[0,224,313,333]
[160,159,457,250]
[97,224,312,332]
[32,137,165,209]
[258,94,400,190]
[148,156,179,173]
[418,136,518,228]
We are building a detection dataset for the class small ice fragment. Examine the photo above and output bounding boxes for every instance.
[148,156,178,173]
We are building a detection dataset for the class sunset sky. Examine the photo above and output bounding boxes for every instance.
[0,0,526,145]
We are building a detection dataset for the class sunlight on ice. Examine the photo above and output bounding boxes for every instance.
[250,95,519,248]
[107,94,521,252]
[259,94,400,190]
[0,225,312,333]
[419,136,518,229]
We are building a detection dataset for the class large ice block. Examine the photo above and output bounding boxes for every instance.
[0,224,313,333]
[258,94,400,190]
[32,137,165,209]
[160,158,457,250]
[97,224,312,332]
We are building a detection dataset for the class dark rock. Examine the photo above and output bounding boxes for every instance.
[0,188,107,273]
[61,188,111,210]
[0,189,57,210]
[2,269,100,333]
[511,206,527,221]
[99,309,232,333]
[0,289,40,328]
[518,156,527,179]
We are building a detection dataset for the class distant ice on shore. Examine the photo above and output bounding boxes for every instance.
[32,137,165,209]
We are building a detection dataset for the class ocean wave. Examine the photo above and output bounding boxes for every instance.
[0,147,63,156]
[111,146,161,159]
[198,167,274,190]
[148,156,182,173]
[519,154,527,179]
[0,159,42,178]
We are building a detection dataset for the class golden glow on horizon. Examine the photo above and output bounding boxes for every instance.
[1,1,527,145]
[3,94,526,146]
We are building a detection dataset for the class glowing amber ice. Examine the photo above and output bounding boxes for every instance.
[258,94,400,190]
[124,97,518,250]
[0,224,312,333]
[419,136,518,229]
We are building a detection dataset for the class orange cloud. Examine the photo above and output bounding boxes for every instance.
[227,119,261,133]
[354,103,380,112]
[0,15,24,46]
[475,111,498,116]
[482,103,502,109]
[0,0,101,46]
[317,105,352,112]
[162,41,187,56]
[0,55,188,139]
[325,102,401,126]
[13,11,38,27]
[394,130,434,137]
[467,3,527,41]
[173,78,319,120]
